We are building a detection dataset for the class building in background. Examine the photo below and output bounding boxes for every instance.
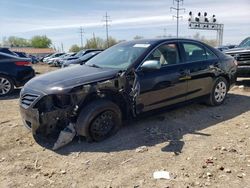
[10,47,56,58]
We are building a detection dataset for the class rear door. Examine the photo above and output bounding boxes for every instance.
[180,42,219,100]
[135,42,189,112]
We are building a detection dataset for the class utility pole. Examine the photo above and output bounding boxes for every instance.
[61,43,64,52]
[93,32,97,48]
[171,0,185,38]
[102,12,112,48]
[163,28,167,38]
[79,26,84,48]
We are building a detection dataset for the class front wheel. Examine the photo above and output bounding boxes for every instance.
[206,77,228,106]
[76,100,122,142]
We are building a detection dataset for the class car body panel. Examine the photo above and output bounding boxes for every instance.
[0,52,35,87]
[19,39,237,138]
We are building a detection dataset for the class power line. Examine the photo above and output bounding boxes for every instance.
[171,0,185,38]
[102,12,112,48]
[79,26,84,48]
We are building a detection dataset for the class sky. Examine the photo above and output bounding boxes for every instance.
[0,0,250,51]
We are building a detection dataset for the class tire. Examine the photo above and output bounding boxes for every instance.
[206,77,228,106]
[76,100,122,142]
[0,75,14,97]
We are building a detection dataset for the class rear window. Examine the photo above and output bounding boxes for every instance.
[183,43,217,61]
[205,47,217,60]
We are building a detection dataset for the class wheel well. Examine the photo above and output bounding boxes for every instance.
[220,74,230,89]
[80,90,130,119]
[0,73,15,85]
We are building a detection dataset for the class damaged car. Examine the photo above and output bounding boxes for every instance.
[19,39,237,148]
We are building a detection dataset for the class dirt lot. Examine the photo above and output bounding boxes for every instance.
[0,64,250,188]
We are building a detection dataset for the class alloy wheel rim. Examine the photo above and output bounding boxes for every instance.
[214,81,227,103]
[0,77,11,95]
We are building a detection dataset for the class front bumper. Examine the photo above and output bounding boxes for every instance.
[19,92,74,136]
[20,106,40,134]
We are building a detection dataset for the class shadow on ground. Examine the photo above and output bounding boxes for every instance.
[0,89,21,100]
[31,92,250,155]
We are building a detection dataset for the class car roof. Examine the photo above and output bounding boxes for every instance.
[118,38,220,49]
[0,51,29,60]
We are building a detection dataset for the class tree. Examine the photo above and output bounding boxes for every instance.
[31,35,52,48]
[85,37,105,49]
[3,36,30,47]
[69,44,82,52]
[104,36,118,48]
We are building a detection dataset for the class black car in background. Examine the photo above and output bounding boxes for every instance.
[0,48,18,56]
[20,39,237,142]
[0,52,35,96]
[225,37,250,77]
[61,51,102,68]
[58,49,102,66]
[14,51,28,58]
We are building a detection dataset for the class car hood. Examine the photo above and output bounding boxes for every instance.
[64,59,82,65]
[224,47,250,54]
[24,65,120,94]
[62,57,79,61]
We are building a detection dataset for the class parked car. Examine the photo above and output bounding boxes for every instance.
[50,53,76,67]
[216,46,229,52]
[13,51,28,58]
[46,53,68,65]
[20,39,237,142]
[0,52,35,96]
[58,49,102,66]
[0,48,18,56]
[39,54,53,62]
[43,53,65,63]
[29,55,39,64]
[61,51,102,68]
[224,37,250,77]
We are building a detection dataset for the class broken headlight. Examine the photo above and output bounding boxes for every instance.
[53,94,71,108]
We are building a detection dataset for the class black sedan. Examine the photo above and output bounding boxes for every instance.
[20,39,237,143]
[0,52,35,96]
[61,51,102,68]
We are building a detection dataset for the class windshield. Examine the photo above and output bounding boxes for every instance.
[75,50,85,57]
[85,42,150,69]
[239,37,250,48]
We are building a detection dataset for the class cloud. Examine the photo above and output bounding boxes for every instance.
[0,0,250,49]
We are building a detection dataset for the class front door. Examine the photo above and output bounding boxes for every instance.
[135,42,189,113]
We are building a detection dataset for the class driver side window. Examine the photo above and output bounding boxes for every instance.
[146,43,180,66]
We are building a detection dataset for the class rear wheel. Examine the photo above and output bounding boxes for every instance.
[76,100,122,142]
[0,75,14,97]
[206,77,228,106]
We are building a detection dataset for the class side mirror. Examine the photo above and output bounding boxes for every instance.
[141,60,161,71]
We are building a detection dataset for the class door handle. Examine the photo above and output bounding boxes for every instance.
[179,69,191,80]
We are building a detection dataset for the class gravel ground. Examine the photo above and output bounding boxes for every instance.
[0,64,249,188]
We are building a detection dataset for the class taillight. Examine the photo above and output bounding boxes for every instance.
[15,61,32,66]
